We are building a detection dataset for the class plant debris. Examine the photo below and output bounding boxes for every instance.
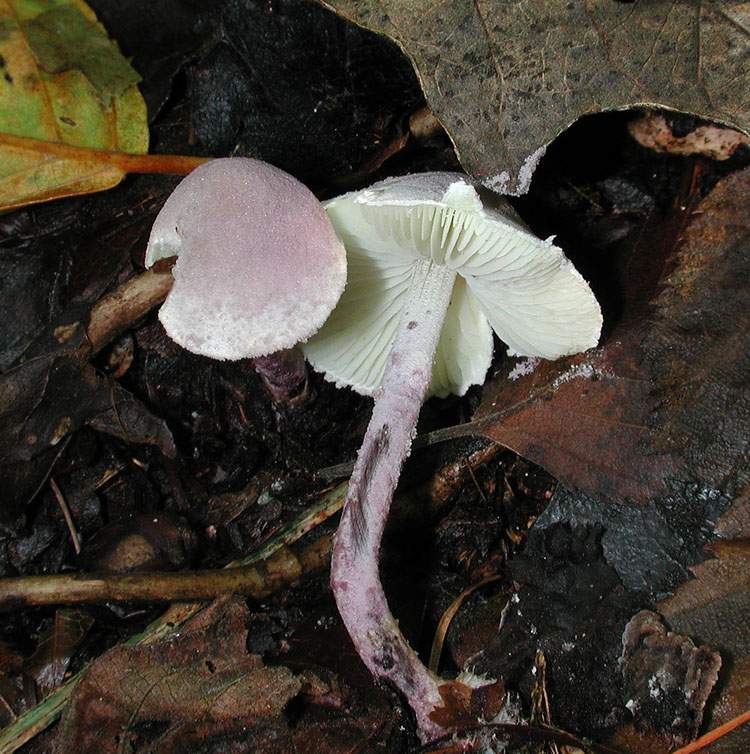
[0,2,748,753]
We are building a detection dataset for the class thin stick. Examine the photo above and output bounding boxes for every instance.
[86,267,173,354]
[671,709,750,754]
[0,133,210,175]
[0,539,333,607]
[25,436,72,507]
[48,478,81,555]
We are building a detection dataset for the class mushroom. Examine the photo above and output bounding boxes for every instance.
[302,172,602,740]
[145,157,347,397]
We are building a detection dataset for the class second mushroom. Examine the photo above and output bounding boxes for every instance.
[302,172,602,741]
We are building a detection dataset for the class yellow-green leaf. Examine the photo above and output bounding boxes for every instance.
[0,0,148,210]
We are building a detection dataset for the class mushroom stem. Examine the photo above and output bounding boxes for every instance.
[251,347,311,406]
[331,258,456,741]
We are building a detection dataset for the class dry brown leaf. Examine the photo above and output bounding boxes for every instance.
[471,164,750,505]
[321,1,750,194]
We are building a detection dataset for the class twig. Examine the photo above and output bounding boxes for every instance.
[48,478,81,555]
[671,709,750,754]
[0,134,210,175]
[0,536,333,607]
[428,576,505,674]
[0,482,346,753]
[24,436,72,507]
[86,268,174,355]
[463,457,487,502]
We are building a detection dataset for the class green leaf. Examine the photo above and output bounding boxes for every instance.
[22,4,141,104]
[0,0,148,210]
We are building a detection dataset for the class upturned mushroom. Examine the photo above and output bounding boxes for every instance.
[145,157,346,397]
[302,172,602,740]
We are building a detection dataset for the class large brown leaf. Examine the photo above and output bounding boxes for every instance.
[470,164,750,505]
[320,1,750,194]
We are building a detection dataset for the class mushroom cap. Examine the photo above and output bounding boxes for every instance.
[302,172,602,398]
[145,158,346,360]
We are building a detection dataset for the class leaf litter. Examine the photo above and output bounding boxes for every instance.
[0,1,749,753]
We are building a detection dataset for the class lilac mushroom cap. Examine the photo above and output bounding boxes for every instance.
[145,158,347,360]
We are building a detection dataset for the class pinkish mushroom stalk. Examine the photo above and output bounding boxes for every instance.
[250,347,311,406]
[303,173,603,741]
[333,257,454,739]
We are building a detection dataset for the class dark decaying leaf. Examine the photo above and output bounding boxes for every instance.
[24,609,94,700]
[0,352,174,464]
[321,0,750,193]
[51,596,411,754]
[532,483,729,599]
[619,609,721,747]
[87,0,216,117]
[473,164,750,506]
[0,347,175,519]
[53,597,302,754]
[189,0,424,182]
